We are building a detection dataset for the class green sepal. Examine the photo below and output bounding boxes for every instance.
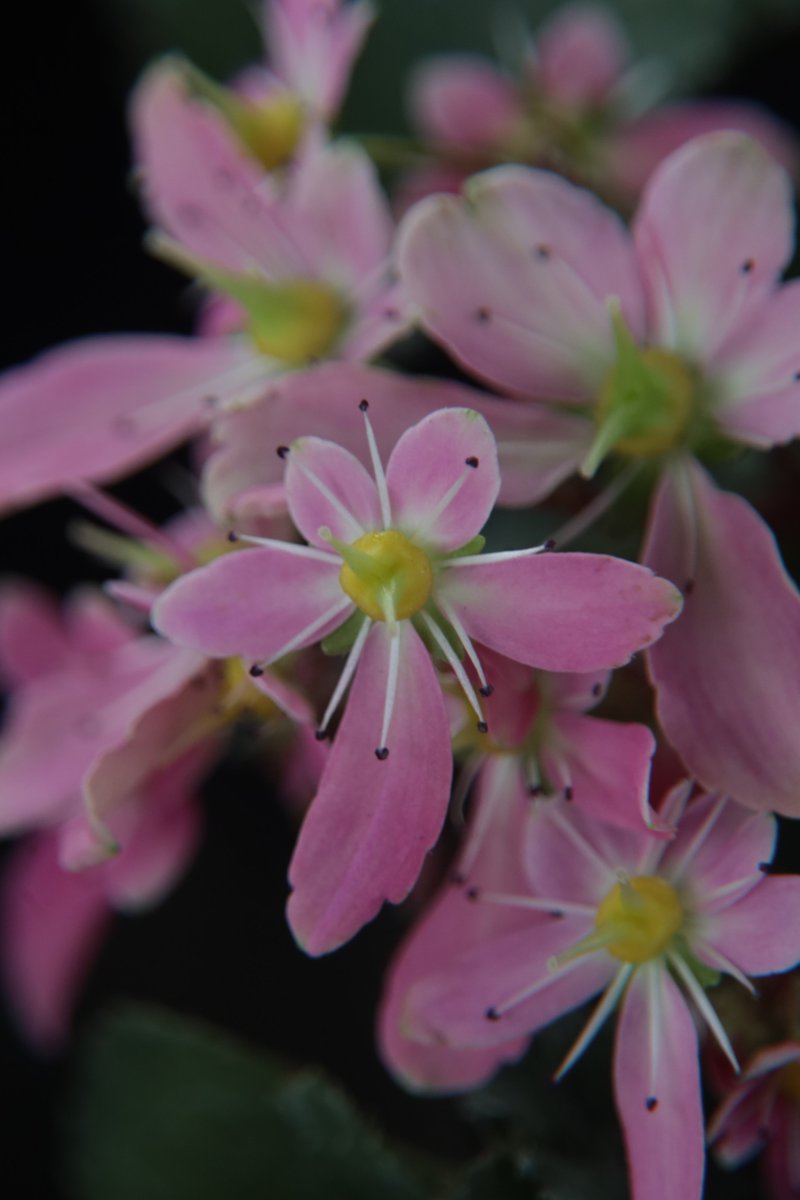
[320,611,366,656]
[444,534,486,560]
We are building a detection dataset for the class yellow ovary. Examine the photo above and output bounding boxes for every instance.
[595,875,684,964]
[338,530,433,622]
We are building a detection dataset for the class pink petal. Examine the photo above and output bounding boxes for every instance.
[765,1100,800,1200]
[712,280,800,447]
[708,1077,769,1169]
[264,0,373,117]
[398,166,644,401]
[0,335,255,514]
[633,132,795,364]
[644,460,800,816]
[408,55,520,149]
[548,711,658,831]
[614,968,704,1200]
[377,757,533,1091]
[287,622,452,954]
[1,833,111,1052]
[702,876,800,976]
[284,436,381,548]
[441,552,682,672]
[387,408,500,553]
[0,583,72,686]
[535,3,628,108]
[65,588,140,657]
[153,545,348,662]
[610,100,799,205]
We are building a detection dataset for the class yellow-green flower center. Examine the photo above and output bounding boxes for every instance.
[247,279,349,364]
[595,875,684,964]
[595,346,695,458]
[338,530,433,622]
[230,92,305,171]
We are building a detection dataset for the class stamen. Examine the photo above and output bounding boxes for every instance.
[316,617,371,738]
[545,805,616,877]
[292,459,367,542]
[66,482,195,571]
[436,595,491,694]
[376,627,401,758]
[645,961,662,1101]
[669,953,739,1073]
[474,891,595,918]
[411,468,472,536]
[421,613,486,729]
[667,794,727,883]
[689,940,756,995]
[227,532,337,563]
[359,401,392,528]
[453,542,554,567]
[249,595,353,673]
[548,462,641,550]
[485,955,588,1020]
[554,964,633,1081]
[695,871,765,910]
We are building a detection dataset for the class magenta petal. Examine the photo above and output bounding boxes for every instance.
[614,968,704,1200]
[265,0,373,118]
[535,3,628,108]
[1,833,111,1052]
[703,877,800,976]
[644,460,800,815]
[441,552,681,672]
[153,545,347,662]
[285,436,381,548]
[409,55,520,149]
[287,622,452,955]
[659,793,775,907]
[0,335,253,513]
[549,712,657,831]
[387,409,499,553]
[633,132,794,364]
[0,583,72,685]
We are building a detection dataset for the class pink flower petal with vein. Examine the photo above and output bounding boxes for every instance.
[287,622,452,955]
[409,56,520,149]
[264,0,373,118]
[614,968,704,1200]
[284,436,381,548]
[548,712,658,831]
[633,132,794,364]
[535,3,628,108]
[644,460,800,815]
[153,545,347,662]
[0,584,72,685]
[0,335,254,514]
[387,408,499,552]
[441,552,681,672]
[702,877,800,976]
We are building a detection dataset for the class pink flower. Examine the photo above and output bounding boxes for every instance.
[154,405,681,953]
[400,132,800,815]
[399,786,800,1200]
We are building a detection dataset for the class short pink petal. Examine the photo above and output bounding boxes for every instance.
[1,833,111,1052]
[702,877,800,976]
[399,167,644,400]
[0,335,254,514]
[441,552,682,672]
[765,1100,800,1200]
[408,56,520,148]
[65,588,140,657]
[387,408,499,553]
[535,3,628,108]
[712,280,800,447]
[610,100,799,204]
[549,712,658,831]
[284,436,381,548]
[659,793,775,907]
[265,0,373,117]
[378,758,533,1092]
[525,797,646,906]
[0,583,72,685]
[708,1078,769,1168]
[644,460,800,815]
[287,622,452,955]
[614,968,704,1200]
[153,545,348,662]
[633,132,795,364]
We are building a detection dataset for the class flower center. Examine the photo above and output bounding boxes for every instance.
[595,875,684,964]
[231,92,305,171]
[338,530,433,622]
[247,279,349,364]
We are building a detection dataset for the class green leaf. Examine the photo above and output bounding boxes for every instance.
[68,1005,438,1200]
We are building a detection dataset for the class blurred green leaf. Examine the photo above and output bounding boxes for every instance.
[68,1005,438,1200]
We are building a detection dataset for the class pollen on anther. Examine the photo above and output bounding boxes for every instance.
[534,243,551,260]
[465,456,479,468]
[564,786,574,801]
[683,578,695,596]
[529,784,544,797]
[359,399,370,412]
[276,445,290,459]
[645,1096,659,1112]
[375,746,390,761]
[591,682,603,697]
[466,886,480,901]
[740,258,755,274]
[793,371,800,382]
[543,538,557,551]
[477,720,489,734]
[249,664,265,677]
[475,306,491,323]
[485,1007,501,1021]
[479,683,494,697]
[227,530,239,543]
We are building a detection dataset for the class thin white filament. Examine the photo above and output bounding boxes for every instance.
[361,407,392,528]
[229,533,336,563]
[254,595,353,669]
[293,459,366,541]
[476,892,595,918]
[316,617,371,736]
[545,805,616,877]
[436,595,489,691]
[554,964,633,1081]
[421,613,485,726]
[453,542,552,567]
[377,628,401,754]
[667,794,727,883]
[669,953,739,1073]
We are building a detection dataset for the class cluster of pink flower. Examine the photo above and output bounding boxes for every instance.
[2,2,800,1197]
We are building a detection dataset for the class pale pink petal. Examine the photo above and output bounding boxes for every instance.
[0,335,255,514]
[250,667,315,725]
[153,545,348,662]
[644,460,800,816]
[633,132,794,364]
[0,583,72,685]
[765,1100,800,1200]
[610,100,799,204]
[546,668,610,712]
[378,758,533,1091]
[535,3,628,108]
[1,833,111,1052]
[659,793,775,906]
[702,877,800,976]
[284,436,381,548]
[65,589,140,657]
[711,280,800,447]
[131,63,307,276]
[399,167,644,401]
[614,968,704,1200]
[265,0,373,117]
[525,797,644,906]
[287,622,452,955]
[548,712,658,831]
[408,56,520,149]
[387,408,499,553]
[441,552,682,672]
[709,1078,769,1168]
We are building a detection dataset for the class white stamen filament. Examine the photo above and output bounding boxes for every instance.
[436,596,490,692]
[410,469,471,539]
[545,805,616,877]
[251,595,353,671]
[667,794,727,883]
[669,953,740,1073]
[316,617,371,737]
[292,459,366,542]
[637,779,693,874]
[549,462,641,550]
[475,892,595,918]
[454,542,553,567]
[228,532,336,563]
[488,955,588,1019]
[421,612,485,727]
[695,871,766,910]
[360,405,392,528]
[689,940,756,995]
[377,627,401,755]
[554,964,633,1081]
